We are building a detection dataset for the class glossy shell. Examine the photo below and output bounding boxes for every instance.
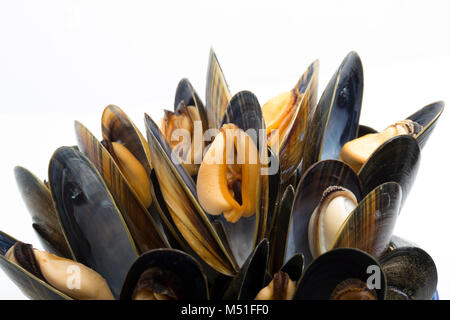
[294,248,386,300]
[302,51,363,173]
[120,248,209,300]
[48,146,138,298]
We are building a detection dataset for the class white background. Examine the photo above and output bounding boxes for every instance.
[0,0,449,299]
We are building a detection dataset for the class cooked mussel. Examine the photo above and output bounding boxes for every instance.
[196,123,260,223]
[289,160,401,266]
[294,248,386,300]
[262,60,318,155]
[48,146,140,298]
[380,245,437,300]
[2,49,444,302]
[158,101,205,176]
[340,119,422,172]
[5,241,113,300]
[101,104,154,208]
[120,249,208,300]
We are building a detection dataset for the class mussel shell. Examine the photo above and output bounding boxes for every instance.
[75,121,168,253]
[120,248,209,300]
[219,90,269,259]
[145,114,237,276]
[289,160,363,266]
[380,247,437,300]
[294,248,386,300]
[222,239,269,300]
[266,146,280,234]
[267,185,295,275]
[14,166,73,259]
[102,104,153,174]
[220,90,265,147]
[358,135,420,207]
[174,78,208,130]
[302,51,363,173]
[279,254,304,283]
[0,231,71,300]
[206,48,232,130]
[407,101,444,148]
[101,105,166,233]
[331,182,402,259]
[48,146,138,298]
[278,60,318,189]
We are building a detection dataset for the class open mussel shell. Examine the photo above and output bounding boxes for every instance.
[14,166,73,259]
[358,135,420,207]
[101,105,166,230]
[222,239,269,300]
[278,60,318,190]
[302,51,363,173]
[380,247,437,300]
[102,104,153,175]
[219,90,269,261]
[206,48,232,130]
[294,248,386,300]
[75,121,168,253]
[331,182,402,258]
[289,160,363,266]
[145,114,238,277]
[120,249,208,300]
[48,146,139,298]
[407,101,444,148]
[0,231,71,300]
[174,78,208,130]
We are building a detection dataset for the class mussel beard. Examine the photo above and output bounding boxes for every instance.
[6,242,114,300]
[196,123,261,223]
[132,268,182,300]
[339,119,423,172]
[158,106,204,176]
[262,91,302,152]
[330,278,377,300]
[308,186,358,259]
[254,272,296,300]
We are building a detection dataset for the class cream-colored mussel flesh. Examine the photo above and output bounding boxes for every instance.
[308,186,358,259]
[339,120,422,172]
[196,123,261,223]
[6,242,114,300]
[158,106,204,175]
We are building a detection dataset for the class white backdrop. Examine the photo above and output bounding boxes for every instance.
[0,0,449,299]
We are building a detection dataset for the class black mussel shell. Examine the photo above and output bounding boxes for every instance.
[48,146,138,298]
[120,248,209,300]
[358,135,420,207]
[302,51,363,173]
[289,160,363,266]
[14,166,73,259]
[380,246,437,300]
[222,239,269,300]
[294,248,386,300]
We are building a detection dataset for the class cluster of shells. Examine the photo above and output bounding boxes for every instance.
[0,50,444,300]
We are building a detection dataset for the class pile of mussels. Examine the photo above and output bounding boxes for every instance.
[0,50,444,300]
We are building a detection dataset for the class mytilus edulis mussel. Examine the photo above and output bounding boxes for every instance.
[1,49,444,300]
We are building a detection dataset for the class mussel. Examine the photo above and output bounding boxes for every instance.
[2,49,443,301]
